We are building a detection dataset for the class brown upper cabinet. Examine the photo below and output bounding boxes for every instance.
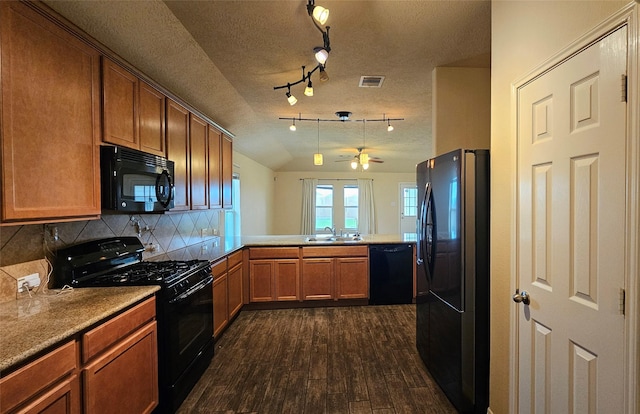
[166,98,191,211]
[0,1,102,224]
[102,57,166,157]
[190,114,209,210]
[222,134,233,209]
[208,126,222,209]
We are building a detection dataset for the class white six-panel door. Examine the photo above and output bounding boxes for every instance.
[515,26,627,413]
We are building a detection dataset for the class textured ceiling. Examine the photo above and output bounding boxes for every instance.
[43,0,491,173]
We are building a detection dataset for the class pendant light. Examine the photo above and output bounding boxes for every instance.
[314,120,323,166]
[361,120,370,170]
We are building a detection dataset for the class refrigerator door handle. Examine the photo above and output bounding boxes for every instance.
[417,182,429,265]
[425,183,436,277]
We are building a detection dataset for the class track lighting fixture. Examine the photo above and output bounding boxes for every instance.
[279,112,404,126]
[319,65,329,82]
[286,90,297,106]
[304,79,314,97]
[308,2,329,25]
[314,47,329,65]
[273,0,331,102]
[290,119,297,131]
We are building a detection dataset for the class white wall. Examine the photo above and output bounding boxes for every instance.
[490,2,627,413]
[273,171,415,235]
[232,151,276,235]
[433,67,491,155]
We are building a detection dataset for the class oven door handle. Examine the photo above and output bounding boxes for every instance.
[168,277,213,304]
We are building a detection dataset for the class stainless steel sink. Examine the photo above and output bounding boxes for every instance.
[304,236,363,243]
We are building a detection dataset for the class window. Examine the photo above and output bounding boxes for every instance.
[403,187,417,217]
[315,185,333,231]
[344,186,358,230]
[314,182,359,233]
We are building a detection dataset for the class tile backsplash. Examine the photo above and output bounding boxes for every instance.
[0,210,221,302]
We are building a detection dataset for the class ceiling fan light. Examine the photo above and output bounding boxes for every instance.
[286,91,297,105]
[362,163,369,170]
[314,153,323,166]
[314,48,329,65]
[312,6,329,25]
[351,159,358,170]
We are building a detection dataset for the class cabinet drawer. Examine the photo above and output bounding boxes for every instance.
[302,245,368,258]
[249,247,299,259]
[211,258,227,279]
[82,297,156,362]
[0,340,77,413]
[227,250,243,268]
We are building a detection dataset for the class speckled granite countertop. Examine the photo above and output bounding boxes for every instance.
[0,286,159,373]
[238,234,416,247]
[197,234,414,262]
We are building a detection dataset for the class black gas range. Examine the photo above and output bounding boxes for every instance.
[53,237,214,414]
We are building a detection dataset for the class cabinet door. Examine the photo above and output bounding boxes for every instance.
[249,260,274,302]
[83,322,158,414]
[301,258,334,300]
[102,58,137,149]
[208,126,222,209]
[189,114,208,209]
[0,341,77,413]
[335,257,369,299]
[166,98,190,211]
[18,374,81,414]
[138,80,166,157]
[213,274,228,338]
[275,259,300,301]
[227,263,243,318]
[221,135,233,208]
[0,1,101,223]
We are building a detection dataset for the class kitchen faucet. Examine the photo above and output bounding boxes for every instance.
[324,226,336,236]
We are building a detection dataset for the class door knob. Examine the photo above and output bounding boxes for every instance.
[512,289,530,305]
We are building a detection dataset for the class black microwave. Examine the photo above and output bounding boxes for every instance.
[100,145,175,213]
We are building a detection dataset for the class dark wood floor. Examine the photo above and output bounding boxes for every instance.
[177,305,457,414]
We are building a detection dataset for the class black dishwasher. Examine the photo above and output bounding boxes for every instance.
[369,244,414,305]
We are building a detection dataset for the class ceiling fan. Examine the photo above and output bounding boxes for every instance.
[336,147,384,170]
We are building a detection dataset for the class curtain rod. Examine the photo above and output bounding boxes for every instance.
[298,178,373,181]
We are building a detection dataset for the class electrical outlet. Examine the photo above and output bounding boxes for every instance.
[17,273,41,293]
[213,228,219,236]
[200,228,209,237]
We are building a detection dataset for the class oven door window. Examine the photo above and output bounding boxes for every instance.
[165,278,214,383]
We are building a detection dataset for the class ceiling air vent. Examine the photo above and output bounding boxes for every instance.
[359,76,385,88]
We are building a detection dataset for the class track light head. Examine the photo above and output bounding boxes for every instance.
[289,119,296,131]
[307,0,329,25]
[314,47,329,65]
[319,65,329,82]
[304,79,314,97]
[286,91,297,105]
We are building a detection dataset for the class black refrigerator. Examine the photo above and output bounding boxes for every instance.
[416,149,489,413]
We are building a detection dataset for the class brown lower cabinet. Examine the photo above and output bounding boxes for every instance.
[248,246,369,303]
[0,297,158,414]
[248,247,301,302]
[212,250,244,339]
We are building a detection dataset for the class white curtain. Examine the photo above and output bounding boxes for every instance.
[357,178,376,234]
[300,178,317,235]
